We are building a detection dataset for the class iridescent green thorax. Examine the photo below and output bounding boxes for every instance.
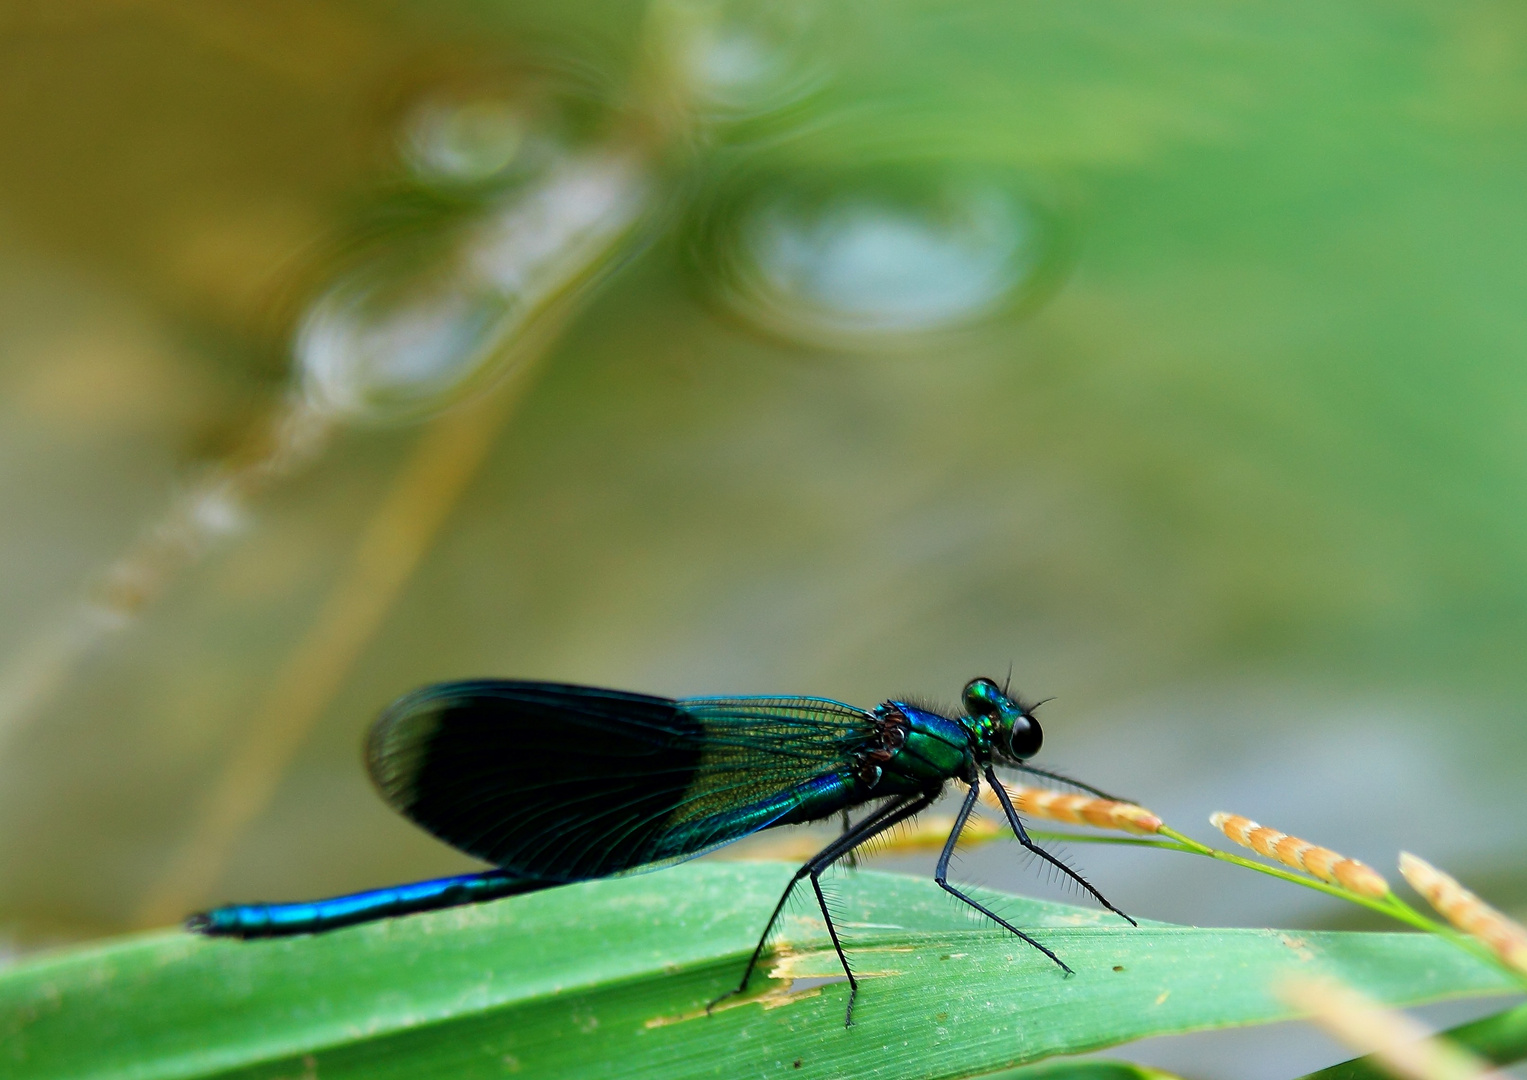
[858,702,974,794]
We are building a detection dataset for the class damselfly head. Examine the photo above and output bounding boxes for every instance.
[962,676,1043,761]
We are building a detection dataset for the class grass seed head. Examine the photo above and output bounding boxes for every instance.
[1210,812,1389,898]
[987,782,1163,835]
[1399,852,1527,975]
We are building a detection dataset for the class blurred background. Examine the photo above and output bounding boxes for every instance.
[2,1,1526,1075]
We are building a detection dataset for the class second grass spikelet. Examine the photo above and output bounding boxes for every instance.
[1210,812,1389,898]
[1399,852,1527,976]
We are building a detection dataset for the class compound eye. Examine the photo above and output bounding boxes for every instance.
[962,677,1004,716]
[1006,713,1043,759]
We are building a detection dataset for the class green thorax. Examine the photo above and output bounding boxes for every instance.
[859,702,979,794]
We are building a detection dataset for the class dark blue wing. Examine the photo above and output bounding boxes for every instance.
[365,680,876,882]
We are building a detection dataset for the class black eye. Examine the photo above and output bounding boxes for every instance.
[1006,713,1043,759]
[962,677,1003,716]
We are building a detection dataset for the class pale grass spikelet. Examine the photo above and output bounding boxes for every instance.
[1399,852,1527,975]
[985,782,1163,835]
[720,815,1005,863]
[871,814,1004,856]
[1279,976,1507,1080]
[1210,812,1389,898]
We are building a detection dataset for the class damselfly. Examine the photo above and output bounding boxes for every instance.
[190,677,1133,1024]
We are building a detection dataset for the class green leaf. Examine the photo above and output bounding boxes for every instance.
[1,863,1515,1080]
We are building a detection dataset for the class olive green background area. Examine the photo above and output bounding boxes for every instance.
[1,2,1526,1074]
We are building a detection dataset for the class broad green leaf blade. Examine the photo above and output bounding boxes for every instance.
[1,863,1515,1080]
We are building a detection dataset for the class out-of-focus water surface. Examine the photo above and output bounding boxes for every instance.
[2,2,1526,1073]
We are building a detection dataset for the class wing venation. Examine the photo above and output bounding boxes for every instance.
[365,681,876,881]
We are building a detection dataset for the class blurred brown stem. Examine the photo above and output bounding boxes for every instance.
[132,385,521,929]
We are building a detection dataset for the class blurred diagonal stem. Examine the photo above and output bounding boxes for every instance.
[0,401,333,759]
[1300,1001,1527,1080]
[132,381,524,929]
